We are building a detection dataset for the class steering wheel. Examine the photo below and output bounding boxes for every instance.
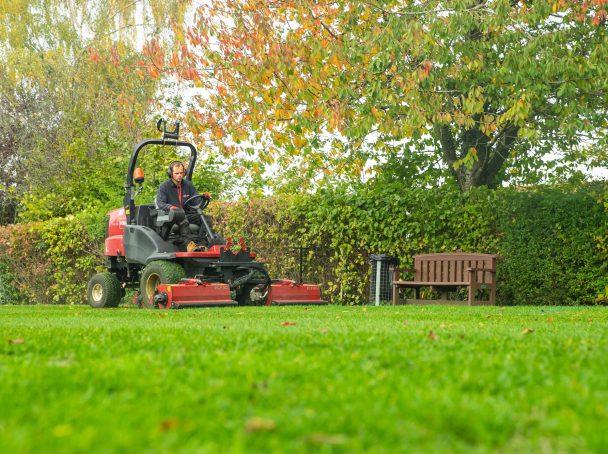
[183,193,210,211]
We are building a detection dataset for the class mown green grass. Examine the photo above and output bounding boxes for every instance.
[1,305,607,453]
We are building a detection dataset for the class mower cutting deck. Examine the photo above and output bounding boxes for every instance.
[86,119,326,308]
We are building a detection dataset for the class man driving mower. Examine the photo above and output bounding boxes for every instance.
[155,160,211,251]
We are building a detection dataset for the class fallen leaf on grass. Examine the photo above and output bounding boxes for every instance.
[52,424,73,437]
[249,381,268,391]
[427,330,439,341]
[281,321,296,326]
[305,433,348,445]
[7,338,25,345]
[160,419,179,431]
[245,417,276,432]
[521,328,535,335]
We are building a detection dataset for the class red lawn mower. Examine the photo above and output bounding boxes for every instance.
[87,120,325,308]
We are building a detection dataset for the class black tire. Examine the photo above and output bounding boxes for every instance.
[237,280,270,306]
[236,283,256,306]
[139,260,185,308]
[87,272,122,308]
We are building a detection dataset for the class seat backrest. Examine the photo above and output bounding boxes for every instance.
[413,253,497,284]
[134,204,157,230]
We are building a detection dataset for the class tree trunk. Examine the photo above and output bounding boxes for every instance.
[434,123,519,192]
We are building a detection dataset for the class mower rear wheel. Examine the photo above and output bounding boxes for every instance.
[139,260,185,308]
[87,272,122,308]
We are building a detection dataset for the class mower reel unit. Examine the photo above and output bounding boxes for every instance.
[87,120,325,308]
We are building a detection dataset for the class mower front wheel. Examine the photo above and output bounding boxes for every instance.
[87,272,122,308]
[139,260,185,308]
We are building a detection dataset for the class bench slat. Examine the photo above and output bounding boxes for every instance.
[456,259,463,283]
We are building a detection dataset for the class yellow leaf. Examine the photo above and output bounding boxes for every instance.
[293,136,308,148]
[245,417,276,432]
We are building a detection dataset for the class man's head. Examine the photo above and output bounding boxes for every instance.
[168,161,185,184]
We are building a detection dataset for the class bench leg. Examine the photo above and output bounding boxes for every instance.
[489,285,496,305]
[467,270,477,306]
[392,285,399,305]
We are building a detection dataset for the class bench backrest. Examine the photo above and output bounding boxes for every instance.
[413,253,497,284]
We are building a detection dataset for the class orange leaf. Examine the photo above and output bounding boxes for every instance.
[149,66,160,79]
[159,419,179,431]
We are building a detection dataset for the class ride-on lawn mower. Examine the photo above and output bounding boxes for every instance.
[87,120,326,308]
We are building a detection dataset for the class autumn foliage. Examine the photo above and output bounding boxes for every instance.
[135,0,608,191]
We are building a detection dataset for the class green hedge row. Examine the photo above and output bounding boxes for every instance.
[1,184,606,305]
[210,183,608,305]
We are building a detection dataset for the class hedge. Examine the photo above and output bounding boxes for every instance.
[1,184,606,305]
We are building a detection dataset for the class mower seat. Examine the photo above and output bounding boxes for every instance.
[154,208,186,240]
[170,223,200,234]
[134,204,157,229]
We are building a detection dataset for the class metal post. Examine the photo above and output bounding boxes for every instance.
[375,260,382,306]
[299,245,303,284]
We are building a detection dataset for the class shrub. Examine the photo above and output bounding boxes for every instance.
[0,223,52,303]
[1,184,605,306]
[496,186,606,305]
[0,210,105,304]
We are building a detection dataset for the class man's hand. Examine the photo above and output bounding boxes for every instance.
[169,205,178,211]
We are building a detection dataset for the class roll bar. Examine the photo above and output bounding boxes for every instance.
[123,120,198,224]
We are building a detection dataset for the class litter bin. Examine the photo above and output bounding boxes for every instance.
[369,254,399,305]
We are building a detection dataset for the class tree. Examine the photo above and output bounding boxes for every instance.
[160,0,608,191]
[0,0,193,221]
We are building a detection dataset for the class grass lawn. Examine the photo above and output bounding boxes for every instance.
[1,305,607,453]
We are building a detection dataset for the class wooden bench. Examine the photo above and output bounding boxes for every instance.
[392,253,497,306]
